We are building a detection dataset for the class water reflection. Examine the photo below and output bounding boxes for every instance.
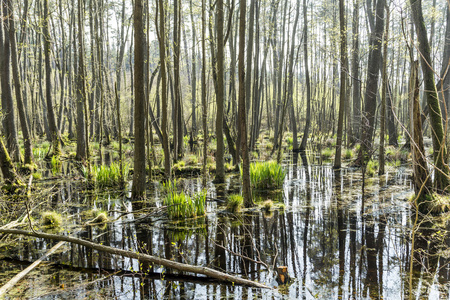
[3,155,450,299]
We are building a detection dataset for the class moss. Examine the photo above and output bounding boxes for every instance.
[41,211,62,228]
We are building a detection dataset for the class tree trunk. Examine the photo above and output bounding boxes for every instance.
[0,0,21,162]
[410,60,431,207]
[189,0,197,136]
[238,0,253,207]
[411,0,450,192]
[351,0,361,143]
[379,7,390,175]
[359,0,385,165]
[7,0,33,165]
[158,0,171,180]
[215,0,225,183]
[299,0,311,151]
[76,0,87,161]
[43,0,61,156]
[334,0,348,169]
[132,0,146,198]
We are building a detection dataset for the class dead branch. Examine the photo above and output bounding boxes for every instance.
[0,229,271,289]
[0,240,66,297]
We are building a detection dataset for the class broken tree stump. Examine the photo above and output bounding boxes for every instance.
[276,266,291,285]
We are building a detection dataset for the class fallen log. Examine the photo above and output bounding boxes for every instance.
[0,229,271,289]
[0,241,66,297]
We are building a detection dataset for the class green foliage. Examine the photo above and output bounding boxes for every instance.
[51,155,60,174]
[366,160,379,177]
[248,161,286,190]
[227,194,243,213]
[321,148,334,160]
[33,141,50,160]
[32,172,42,180]
[41,211,62,228]
[185,155,199,165]
[163,180,206,219]
[87,162,130,187]
[343,148,354,159]
[173,160,186,171]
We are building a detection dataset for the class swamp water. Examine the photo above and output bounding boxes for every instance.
[1,154,450,299]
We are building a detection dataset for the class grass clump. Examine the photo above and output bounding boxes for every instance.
[227,194,243,213]
[32,172,42,180]
[163,180,206,219]
[343,148,354,159]
[89,162,129,187]
[42,211,62,228]
[262,200,274,212]
[249,161,286,190]
[365,160,379,177]
[51,155,61,173]
[321,148,334,160]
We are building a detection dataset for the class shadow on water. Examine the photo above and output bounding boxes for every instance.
[3,153,450,299]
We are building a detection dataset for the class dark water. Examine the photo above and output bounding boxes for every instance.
[1,154,450,299]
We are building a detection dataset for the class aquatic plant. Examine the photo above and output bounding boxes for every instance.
[32,172,42,180]
[248,161,286,190]
[163,180,206,219]
[227,194,243,213]
[343,148,354,159]
[90,162,129,187]
[262,200,274,212]
[51,155,60,173]
[365,160,379,177]
[42,211,62,228]
[321,148,334,160]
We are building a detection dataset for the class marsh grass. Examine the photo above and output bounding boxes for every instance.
[227,194,243,213]
[163,180,206,219]
[248,161,286,190]
[51,155,60,173]
[321,147,334,160]
[87,162,130,187]
[366,160,379,177]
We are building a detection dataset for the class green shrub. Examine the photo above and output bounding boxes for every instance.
[163,180,206,219]
[227,194,243,213]
[248,161,286,190]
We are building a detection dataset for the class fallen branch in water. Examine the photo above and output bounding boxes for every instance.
[0,240,66,297]
[0,229,271,289]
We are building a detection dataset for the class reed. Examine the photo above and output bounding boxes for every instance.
[163,180,206,219]
[248,161,286,190]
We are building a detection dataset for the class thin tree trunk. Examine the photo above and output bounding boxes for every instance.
[215,0,225,183]
[7,0,33,165]
[334,0,348,169]
[379,8,390,175]
[238,0,253,207]
[299,0,311,151]
[76,0,87,161]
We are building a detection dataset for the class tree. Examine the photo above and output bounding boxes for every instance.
[359,0,385,165]
[132,0,146,198]
[43,0,61,156]
[334,0,348,169]
[0,0,20,162]
[214,0,225,183]
[299,0,311,151]
[6,0,33,165]
[411,0,449,192]
[76,0,87,161]
[238,0,252,207]
[157,0,171,180]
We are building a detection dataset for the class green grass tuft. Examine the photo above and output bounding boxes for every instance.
[248,161,286,190]
[87,162,130,187]
[227,194,243,213]
[163,180,206,219]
